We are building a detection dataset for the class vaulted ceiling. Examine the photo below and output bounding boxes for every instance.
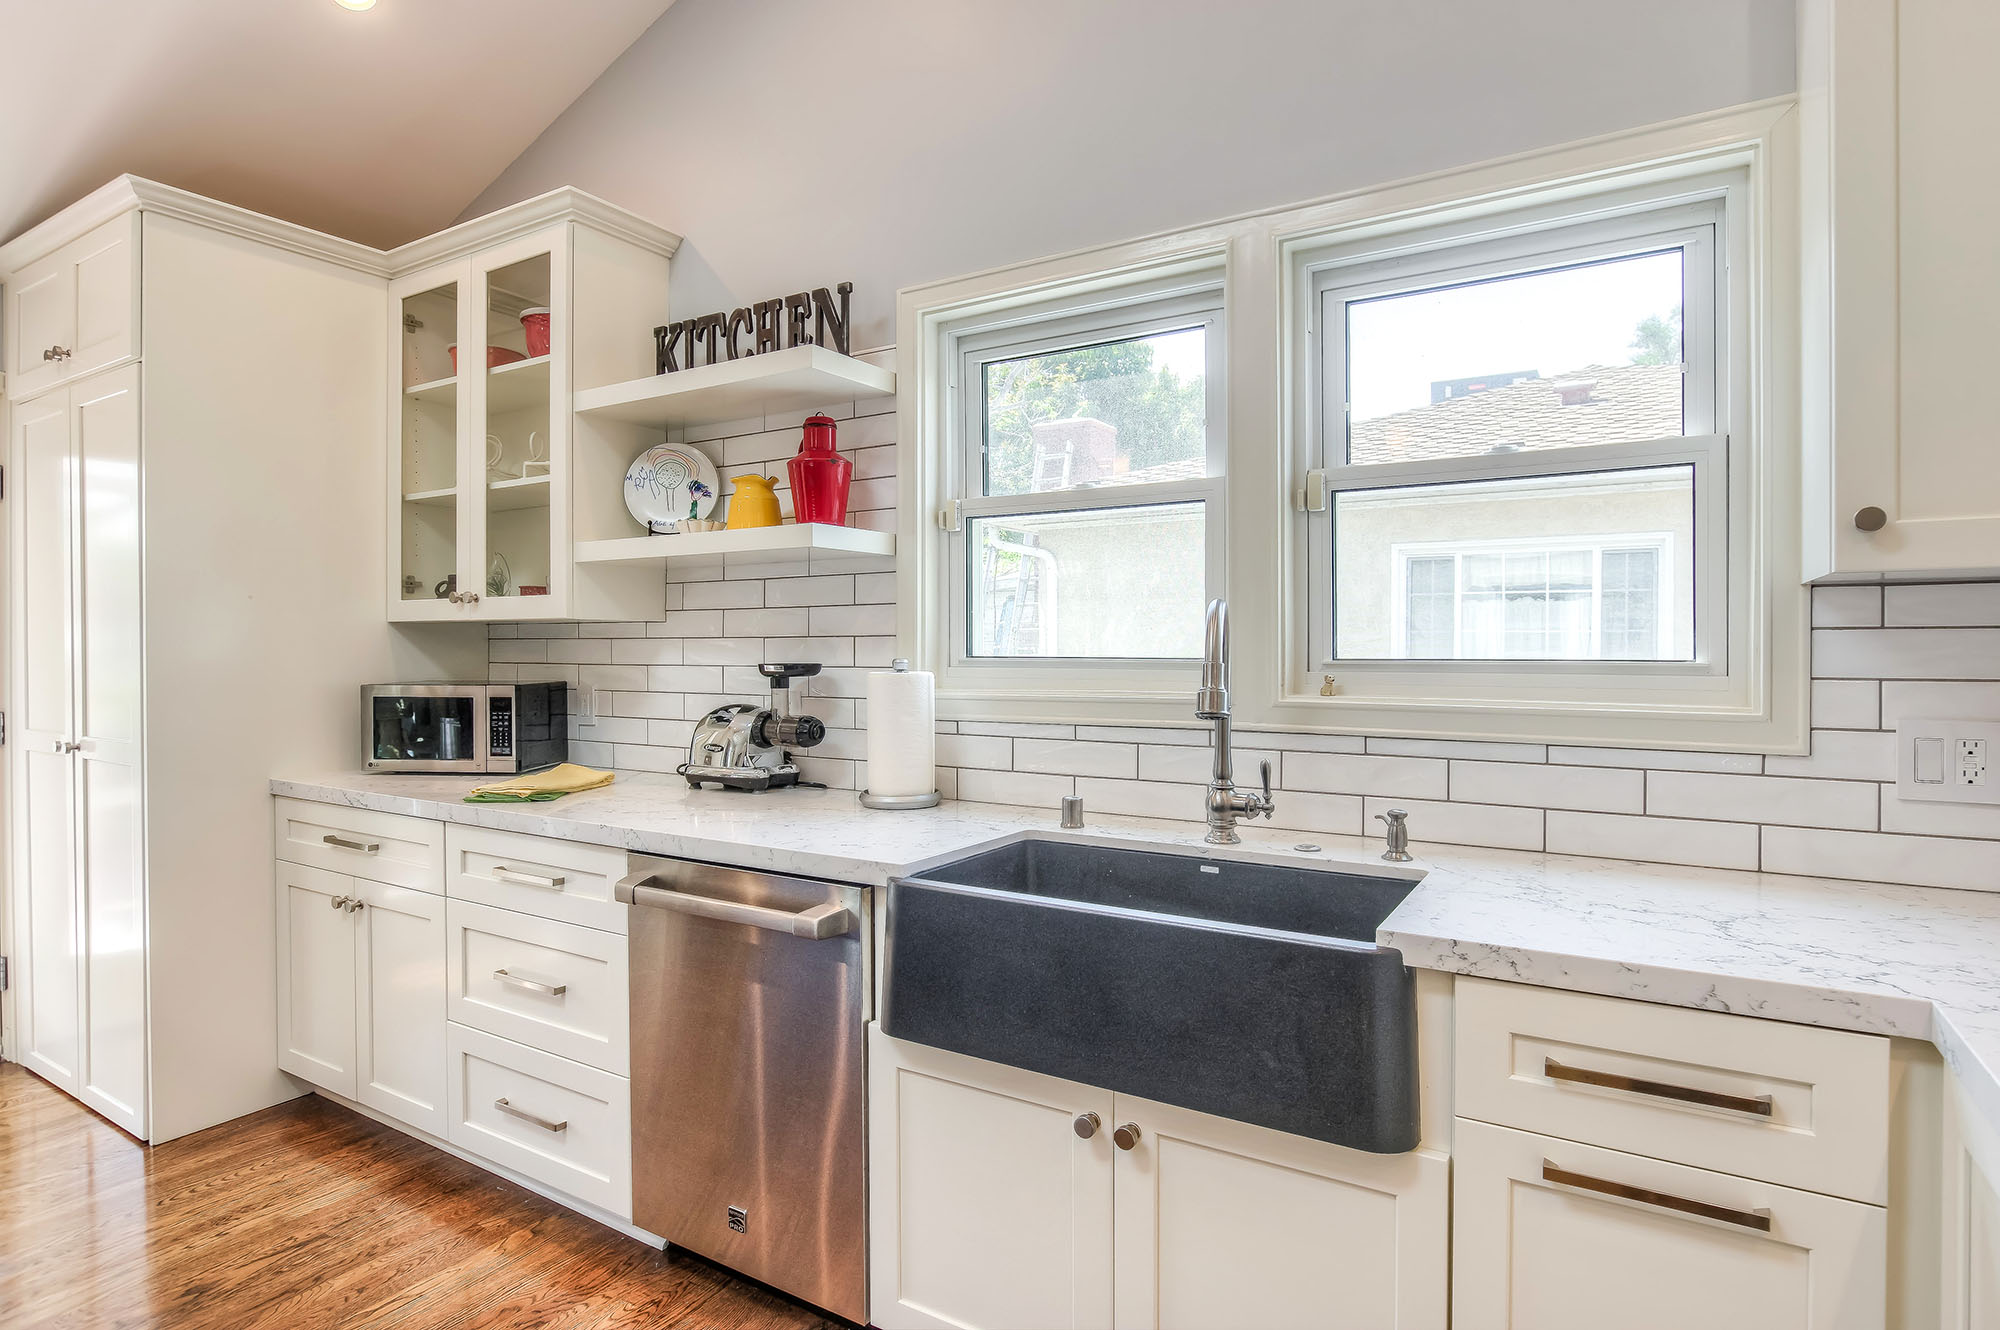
[0,0,677,249]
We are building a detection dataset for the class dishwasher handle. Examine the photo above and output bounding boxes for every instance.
[616,869,854,939]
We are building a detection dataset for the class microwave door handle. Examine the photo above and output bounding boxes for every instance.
[615,870,853,940]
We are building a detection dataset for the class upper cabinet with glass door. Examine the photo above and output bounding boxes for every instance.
[385,195,678,623]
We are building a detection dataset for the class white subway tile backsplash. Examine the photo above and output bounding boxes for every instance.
[1283,752,1448,800]
[1451,760,1644,813]
[1647,771,1878,830]
[1546,812,1760,871]
[490,408,2000,898]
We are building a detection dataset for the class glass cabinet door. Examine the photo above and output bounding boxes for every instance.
[396,268,469,608]
[470,231,565,614]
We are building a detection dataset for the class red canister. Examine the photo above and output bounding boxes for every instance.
[787,414,853,525]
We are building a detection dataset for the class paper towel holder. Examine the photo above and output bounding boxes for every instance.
[860,659,942,810]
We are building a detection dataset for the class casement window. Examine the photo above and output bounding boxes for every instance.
[933,281,1225,693]
[1294,178,1750,716]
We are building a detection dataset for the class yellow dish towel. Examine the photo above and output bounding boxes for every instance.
[465,763,615,803]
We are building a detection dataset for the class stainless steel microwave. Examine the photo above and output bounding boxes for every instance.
[362,682,568,774]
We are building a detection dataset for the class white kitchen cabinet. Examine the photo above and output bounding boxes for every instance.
[7,365,148,1137]
[1112,1091,1448,1330]
[870,1029,1116,1330]
[388,210,674,623]
[1942,1075,2000,1330]
[868,1029,1446,1330]
[276,861,359,1097]
[273,862,446,1136]
[1454,1117,1885,1330]
[446,898,629,1074]
[1800,0,2000,576]
[4,212,139,400]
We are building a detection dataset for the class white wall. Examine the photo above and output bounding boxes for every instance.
[464,0,1794,348]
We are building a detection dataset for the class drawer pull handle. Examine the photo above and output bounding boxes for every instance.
[1544,1057,1774,1118]
[1542,1160,1771,1232]
[493,867,567,890]
[494,968,566,997]
[322,834,381,854]
[494,1098,567,1134]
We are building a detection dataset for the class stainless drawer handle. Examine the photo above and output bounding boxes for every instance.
[322,834,381,854]
[1544,1057,1774,1118]
[493,867,566,890]
[616,869,853,940]
[494,968,566,997]
[493,1097,567,1134]
[1542,1160,1771,1232]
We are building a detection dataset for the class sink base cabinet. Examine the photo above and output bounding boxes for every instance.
[867,1029,1448,1330]
[1452,1118,1886,1330]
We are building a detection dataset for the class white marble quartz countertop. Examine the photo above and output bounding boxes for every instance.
[272,769,2000,1138]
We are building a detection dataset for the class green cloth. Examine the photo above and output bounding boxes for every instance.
[463,789,570,803]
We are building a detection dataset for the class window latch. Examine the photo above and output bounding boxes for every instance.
[1294,469,1328,514]
[936,500,962,532]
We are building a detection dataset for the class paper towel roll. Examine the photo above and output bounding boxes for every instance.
[865,660,937,800]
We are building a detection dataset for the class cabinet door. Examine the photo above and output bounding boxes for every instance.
[467,225,567,619]
[8,389,79,1092]
[352,877,447,1135]
[1942,1078,2000,1330]
[1111,1092,1449,1330]
[388,258,475,621]
[869,1029,1115,1330]
[1453,1118,1885,1330]
[275,861,357,1096]
[71,366,146,1136]
[6,214,140,400]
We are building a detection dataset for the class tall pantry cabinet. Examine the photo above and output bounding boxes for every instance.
[2,178,484,1143]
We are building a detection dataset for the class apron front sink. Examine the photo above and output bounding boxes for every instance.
[882,837,1423,1154]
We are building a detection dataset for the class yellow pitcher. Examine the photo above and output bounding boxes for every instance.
[725,473,782,529]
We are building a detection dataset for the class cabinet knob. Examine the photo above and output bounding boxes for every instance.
[462,591,480,605]
[1072,1112,1101,1140]
[44,345,70,362]
[1854,506,1888,532]
[1112,1122,1142,1151]
[448,591,463,604]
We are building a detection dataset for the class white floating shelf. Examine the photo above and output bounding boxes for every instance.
[573,345,895,428]
[487,472,552,511]
[402,485,457,507]
[574,522,896,566]
[487,355,550,415]
[405,375,456,405]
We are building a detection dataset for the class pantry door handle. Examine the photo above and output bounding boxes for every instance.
[1542,1160,1771,1232]
[1544,1057,1774,1117]
[494,1098,567,1134]
[494,968,566,997]
[493,867,567,890]
[322,834,381,854]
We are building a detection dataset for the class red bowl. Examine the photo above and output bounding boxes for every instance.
[520,308,551,359]
[447,344,527,374]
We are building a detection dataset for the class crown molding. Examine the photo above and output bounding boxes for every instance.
[0,177,682,281]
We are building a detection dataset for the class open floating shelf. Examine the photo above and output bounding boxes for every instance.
[574,522,895,566]
[573,345,895,428]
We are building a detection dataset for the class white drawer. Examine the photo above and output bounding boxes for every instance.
[445,1022,631,1218]
[446,824,628,933]
[1454,976,1891,1204]
[447,899,629,1074]
[274,797,443,894]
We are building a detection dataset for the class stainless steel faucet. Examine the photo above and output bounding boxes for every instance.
[1195,599,1274,845]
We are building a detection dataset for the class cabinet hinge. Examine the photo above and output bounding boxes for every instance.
[0,955,9,991]
[0,710,7,747]
[1294,469,1328,513]
[936,500,962,532]
[403,314,424,333]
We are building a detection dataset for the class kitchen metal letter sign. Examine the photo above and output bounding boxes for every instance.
[654,282,853,374]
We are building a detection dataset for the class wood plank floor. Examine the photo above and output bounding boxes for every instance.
[0,1062,847,1330]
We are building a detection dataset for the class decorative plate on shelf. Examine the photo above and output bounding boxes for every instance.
[624,443,720,533]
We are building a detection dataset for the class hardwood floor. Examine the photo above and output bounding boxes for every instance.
[0,1062,847,1329]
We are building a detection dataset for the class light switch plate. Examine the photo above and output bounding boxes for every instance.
[1897,717,2000,804]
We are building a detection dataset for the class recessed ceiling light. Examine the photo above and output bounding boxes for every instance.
[334,0,376,10]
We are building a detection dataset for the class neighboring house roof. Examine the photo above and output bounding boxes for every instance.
[1347,362,1683,465]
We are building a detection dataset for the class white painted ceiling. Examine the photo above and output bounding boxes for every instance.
[0,0,677,250]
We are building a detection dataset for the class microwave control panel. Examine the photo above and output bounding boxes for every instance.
[489,697,514,757]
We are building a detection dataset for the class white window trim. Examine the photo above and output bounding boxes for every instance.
[898,98,1805,750]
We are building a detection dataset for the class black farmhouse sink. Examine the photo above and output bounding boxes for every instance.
[881,838,1422,1153]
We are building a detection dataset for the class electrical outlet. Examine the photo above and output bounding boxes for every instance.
[1898,719,2000,805]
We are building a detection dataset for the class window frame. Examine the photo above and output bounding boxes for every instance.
[938,279,1228,695]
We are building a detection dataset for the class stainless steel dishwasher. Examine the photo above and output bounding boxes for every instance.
[616,856,870,1325]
